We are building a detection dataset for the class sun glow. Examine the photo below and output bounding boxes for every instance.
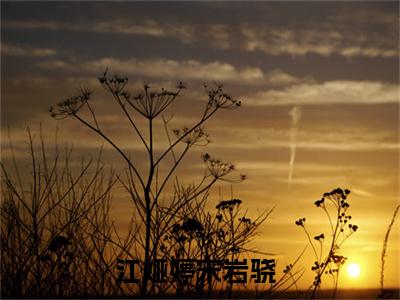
[347,262,361,278]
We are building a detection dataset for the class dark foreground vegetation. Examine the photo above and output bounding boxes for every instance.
[1,73,398,298]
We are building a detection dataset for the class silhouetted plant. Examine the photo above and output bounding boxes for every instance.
[254,246,306,299]
[378,204,399,299]
[49,71,271,297]
[0,129,133,297]
[295,188,358,299]
[154,192,272,297]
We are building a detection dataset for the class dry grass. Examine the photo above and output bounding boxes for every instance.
[379,204,399,298]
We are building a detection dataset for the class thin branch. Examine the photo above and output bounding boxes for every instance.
[73,113,145,190]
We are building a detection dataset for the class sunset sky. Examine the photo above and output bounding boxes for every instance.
[1,1,399,291]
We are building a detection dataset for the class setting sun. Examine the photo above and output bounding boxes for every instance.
[347,262,361,279]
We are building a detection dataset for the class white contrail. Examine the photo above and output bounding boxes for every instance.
[288,106,302,188]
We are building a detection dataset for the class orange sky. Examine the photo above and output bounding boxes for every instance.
[1,1,399,291]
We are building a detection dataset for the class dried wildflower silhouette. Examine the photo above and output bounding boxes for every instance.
[48,235,71,252]
[378,205,399,299]
[159,192,271,297]
[49,70,253,297]
[1,130,118,298]
[202,154,238,181]
[296,188,358,299]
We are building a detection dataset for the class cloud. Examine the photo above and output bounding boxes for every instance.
[294,140,399,152]
[239,25,398,58]
[4,19,196,44]
[92,19,196,43]
[352,188,373,197]
[39,57,300,85]
[4,20,81,31]
[93,19,165,36]
[207,24,231,49]
[246,80,399,105]
[1,43,57,57]
[208,126,399,152]
[210,138,399,152]
[328,8,397,28]
[339,47,398,58]
[88,58,264,82]
[234,161,345,173]
[5,18,397,58]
